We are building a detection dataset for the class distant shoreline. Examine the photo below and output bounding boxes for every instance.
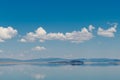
[0,58,120,66]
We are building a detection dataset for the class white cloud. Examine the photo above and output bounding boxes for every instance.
[0,26,17,42]
[88,25,95,32]
[20,26,94,43]
[32,46,46,51]
[20,27,46,42]
[97,24,117,37]
[20,38,26,42]
[46,32,65,40]
[65,27,93,43]
[35,27,47,35]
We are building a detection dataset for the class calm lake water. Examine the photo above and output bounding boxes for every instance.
[0,65,120,80]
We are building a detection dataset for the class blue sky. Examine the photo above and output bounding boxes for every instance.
[0,0,120,59]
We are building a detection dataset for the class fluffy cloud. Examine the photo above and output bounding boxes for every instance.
[0,26,17,42]
[88,25,95,32]
[20,26,94,43]
[65,27,93,43]
[97,24,117,37]
[32,46,46,51]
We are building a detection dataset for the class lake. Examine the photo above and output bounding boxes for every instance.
[0,64,120,80]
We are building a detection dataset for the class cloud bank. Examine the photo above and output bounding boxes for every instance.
[0,26,17,42]
[20,25,94,43]
[0,24,116,43]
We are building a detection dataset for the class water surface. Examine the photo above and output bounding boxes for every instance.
[0,64,120,80]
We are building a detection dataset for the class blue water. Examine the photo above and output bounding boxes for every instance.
[0,65,120,80]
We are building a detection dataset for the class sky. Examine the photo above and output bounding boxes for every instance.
[0,0,120,59]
